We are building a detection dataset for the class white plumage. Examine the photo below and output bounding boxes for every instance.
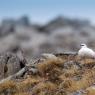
[78,44,95,58]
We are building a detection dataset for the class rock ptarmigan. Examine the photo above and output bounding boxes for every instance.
[78,44,95,59]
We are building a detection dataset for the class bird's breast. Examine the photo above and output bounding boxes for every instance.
[78,49,94,58]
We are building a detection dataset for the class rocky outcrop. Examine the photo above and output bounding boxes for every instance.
[0,15,95,61]
[0,52,27,80]
[0,52,95,95]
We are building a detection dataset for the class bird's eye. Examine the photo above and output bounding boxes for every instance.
[81,45,84,46]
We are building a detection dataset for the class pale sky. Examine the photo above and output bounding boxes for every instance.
[0,0,95,24]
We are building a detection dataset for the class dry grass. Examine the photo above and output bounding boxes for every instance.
[0,80,16,94]
[14,92,31,95]
[85,86,95,95]
[0,55,95,95]
[31,81,57,95]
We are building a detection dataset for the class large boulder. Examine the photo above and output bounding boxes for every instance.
[0,52,26,80]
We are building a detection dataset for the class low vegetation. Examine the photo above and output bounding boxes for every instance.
[0,54,95,95]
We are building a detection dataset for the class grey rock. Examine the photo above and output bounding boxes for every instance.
[0,52,26,80]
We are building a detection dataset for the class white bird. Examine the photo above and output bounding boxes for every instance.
[78,44,95,59]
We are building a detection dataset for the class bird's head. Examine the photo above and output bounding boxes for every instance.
[80,44,87,48]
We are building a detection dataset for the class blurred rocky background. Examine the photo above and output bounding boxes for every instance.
[0,15,95,61]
